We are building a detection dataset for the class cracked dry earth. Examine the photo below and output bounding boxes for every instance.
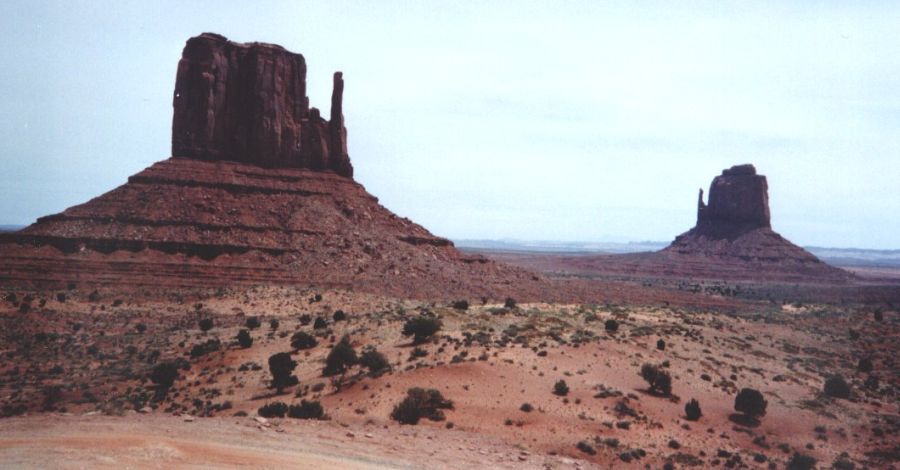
[0,285,897,469]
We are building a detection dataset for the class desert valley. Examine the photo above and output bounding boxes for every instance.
[0,31,898,470]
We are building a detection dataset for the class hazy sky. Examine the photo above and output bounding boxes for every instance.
[1,1,898,249]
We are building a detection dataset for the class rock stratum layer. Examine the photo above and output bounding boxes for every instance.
[549,165,852,283]
[0,33,545,299]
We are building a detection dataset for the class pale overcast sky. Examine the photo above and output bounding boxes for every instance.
[1,1,898,249]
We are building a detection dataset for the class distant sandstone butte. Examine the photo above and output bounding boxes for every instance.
[695,164,770,236]
[544,164,852,283]
[0,33,548,299]
[172,33,353,177]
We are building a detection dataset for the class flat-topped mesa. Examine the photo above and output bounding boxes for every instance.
[171,33,353,177]
[695,164,770,237]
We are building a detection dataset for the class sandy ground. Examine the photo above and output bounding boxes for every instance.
[1,285,897,469]
[0,413,579,469]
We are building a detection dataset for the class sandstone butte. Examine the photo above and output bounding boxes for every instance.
[549,164,853,283]
[0,33,550,300]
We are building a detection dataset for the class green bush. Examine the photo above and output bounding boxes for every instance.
[402,316,442,344]
[323,336,357,376]
[268,352,298,393]
[734,388,767,419]
[288,400,325,420]
[640,363,672,396]
[824,375,851,399]
[684,398,702,421]
[391,388,453,425]
[236,329,253,348]
[553,380,569,396]
[258,401,288,418]
[290,331,318,350]
[360,348,391,376]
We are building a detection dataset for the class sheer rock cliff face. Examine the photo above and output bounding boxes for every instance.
[695,164,770,239]
[171,33,352,177]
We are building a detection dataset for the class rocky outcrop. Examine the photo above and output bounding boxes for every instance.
[695,164,770,238]
[171,33,352,177]
[0,33,558,300]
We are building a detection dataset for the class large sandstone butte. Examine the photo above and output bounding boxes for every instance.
[549,165,852,283]
[0,33,544,299]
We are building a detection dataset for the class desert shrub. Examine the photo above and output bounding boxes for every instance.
[873,309,883,322]
[576,441,597,455]
[640,363,672,396]
[313,317,328,329]
[258,401,288,418]
[684,398,702,421]
[236,329,253,348]
[135,323,147,334]
[409,347,428,359]
[269,318,279,330]
[520,402,533,412]
[360,348,391,376]
[451,300,469,310]
[290,331,318,350]
[18,303,30,314]
[268,352,298,393]
[857,357,873,373]
[190,338,221,358]
[553,379,570,396]
[391,388,453,425]
[288,400,325,420]
[198,318,213,332]
[656,339,666,350]
[605,319,619,333]
[245,316,261,329]
[824,375,851,399]
[332,310,347,321]
[848,329,859,340]
[504,297,517,309]
[56,293,66,303]
[734,388,767,419]
[150,362,179,390]
[323,335,357,376]
[787,453,816,470]
[402,316,442,344]
[299,314,312,326]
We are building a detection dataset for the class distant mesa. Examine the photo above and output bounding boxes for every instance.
[0,33,543,299]
[694,164,770,238]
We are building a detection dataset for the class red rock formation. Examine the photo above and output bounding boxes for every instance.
[171,33,352,177]
[695,164,770,238]
[534,165,852,283]
[0,33,556,299]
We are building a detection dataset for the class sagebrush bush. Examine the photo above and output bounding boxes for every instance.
[198,318,213,332]
[245,316,261,329]
[290,331,318,350]
[150,362,179,390]
[553,380,569,396]
[605,319,619,333]
[684,398,702,421]
[402,316,442,344]
[391,388,453,425]
[734,388,767,419]
[258,401,288,418]
[360,348,391,376]
[332,310,347,322]
[824,375,851,399]
[268,352,298,393]
[236,329,253,348]
[323,335,357,376]
[640,363,672,396]
[288,400,325,420]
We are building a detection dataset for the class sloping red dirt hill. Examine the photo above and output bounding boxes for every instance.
[0,33,545,299]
